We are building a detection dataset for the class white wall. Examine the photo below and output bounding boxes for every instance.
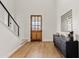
[0,22,21,57]
[16,0,57,41]
[0,0,23,57]
[57,0,79,41]
[1,0,16,18]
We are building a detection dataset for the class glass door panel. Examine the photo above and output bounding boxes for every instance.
[31,15,42,41]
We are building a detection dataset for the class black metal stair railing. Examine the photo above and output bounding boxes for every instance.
[0,1,20,36]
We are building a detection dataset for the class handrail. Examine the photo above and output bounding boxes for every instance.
[0,1,19,27]
[0,1,20,36]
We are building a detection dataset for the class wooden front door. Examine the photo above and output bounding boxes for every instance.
[31,15,42,41]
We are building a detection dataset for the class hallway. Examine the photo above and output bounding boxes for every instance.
[10,42,64,58]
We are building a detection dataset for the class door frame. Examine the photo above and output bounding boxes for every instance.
[30,15,42,42]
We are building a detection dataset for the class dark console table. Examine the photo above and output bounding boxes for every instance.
[53,34,78,58]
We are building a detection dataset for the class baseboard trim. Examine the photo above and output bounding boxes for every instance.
[8,39,28,58]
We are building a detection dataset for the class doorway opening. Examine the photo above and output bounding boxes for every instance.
[31,15,42,41]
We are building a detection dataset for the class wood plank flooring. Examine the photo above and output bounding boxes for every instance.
[10,42,64,58]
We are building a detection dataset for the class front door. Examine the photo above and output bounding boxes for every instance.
[31,15,42,41]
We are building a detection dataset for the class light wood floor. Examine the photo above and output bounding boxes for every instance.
[10,42,64,58]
